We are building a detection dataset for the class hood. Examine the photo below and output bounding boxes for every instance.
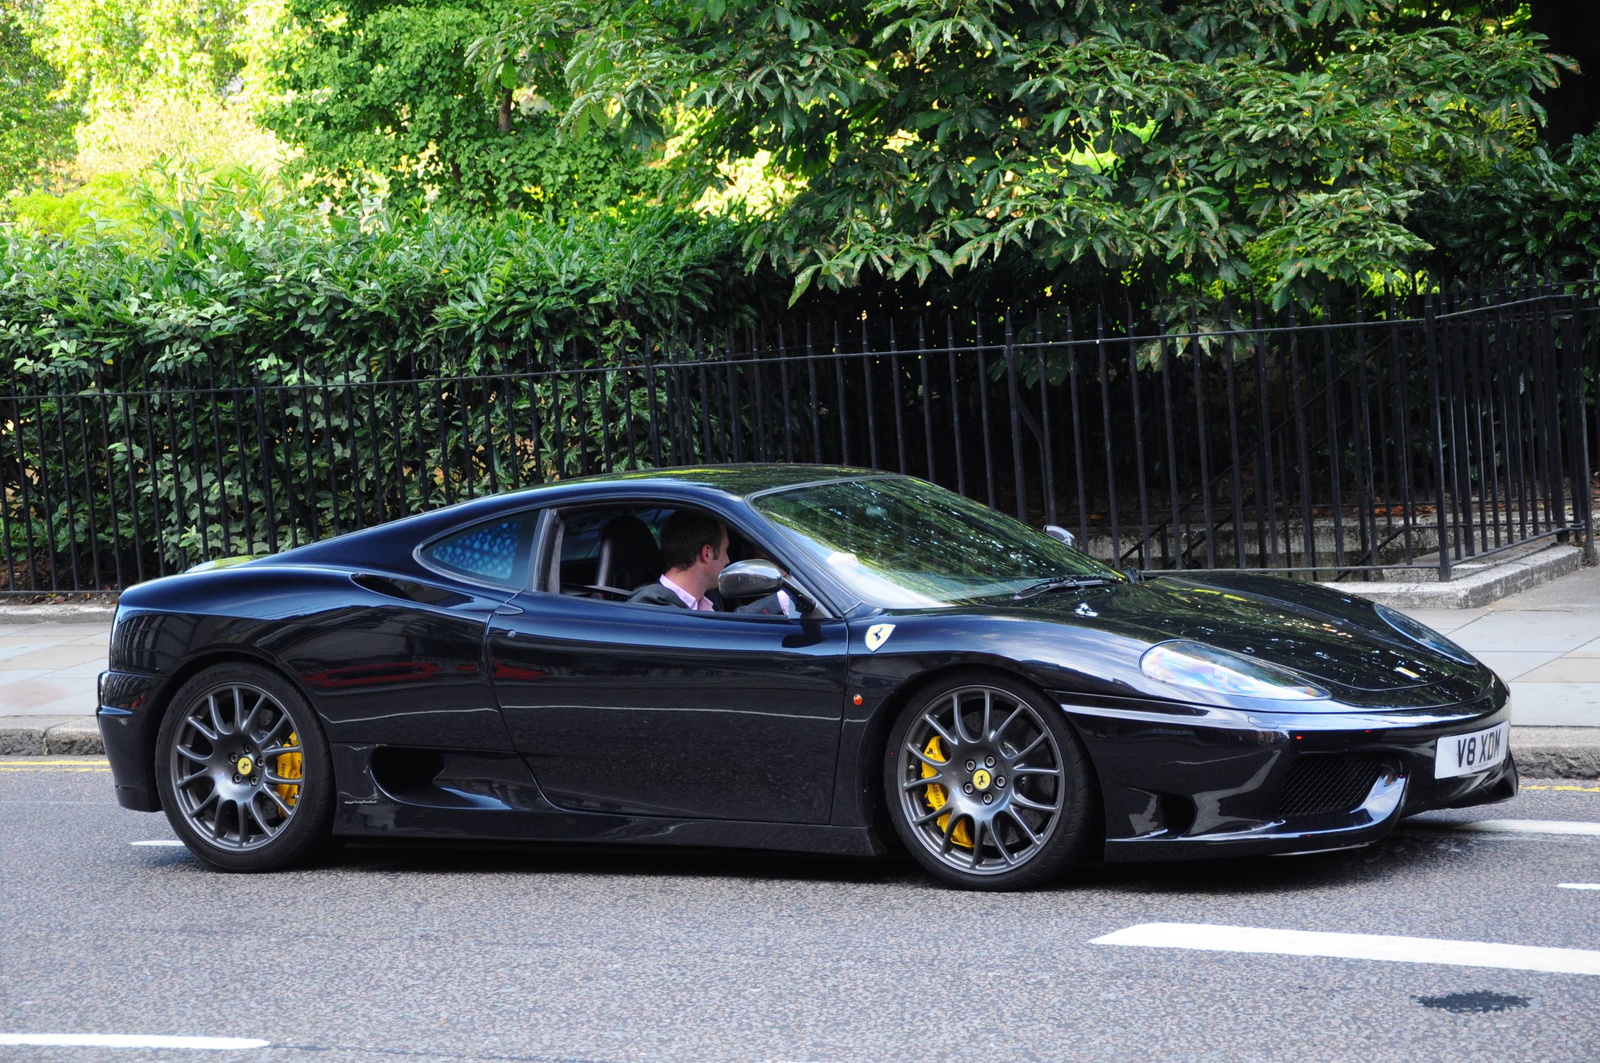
[1002,573,1475,693]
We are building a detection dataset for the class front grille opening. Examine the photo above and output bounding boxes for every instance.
[1279,755,1385,818]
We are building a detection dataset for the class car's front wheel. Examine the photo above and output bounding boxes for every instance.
[884,672,1096,890]
[154,662,335,871]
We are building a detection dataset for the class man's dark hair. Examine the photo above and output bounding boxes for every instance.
[659,510,726,570]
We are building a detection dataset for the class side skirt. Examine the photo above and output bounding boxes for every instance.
[330,743,886,858]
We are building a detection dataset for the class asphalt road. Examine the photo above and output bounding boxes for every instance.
[3,759,1598,1062]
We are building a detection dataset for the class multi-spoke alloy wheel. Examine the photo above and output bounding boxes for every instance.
[156,663,334,871]
[885,673,1095,890]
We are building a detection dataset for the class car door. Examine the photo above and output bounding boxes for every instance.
[486,516,850,824]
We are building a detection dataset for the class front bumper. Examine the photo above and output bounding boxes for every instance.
[97,669,167,812]
[1058,684,1516,862]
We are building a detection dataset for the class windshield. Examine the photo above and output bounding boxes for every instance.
[752,477,1121,608]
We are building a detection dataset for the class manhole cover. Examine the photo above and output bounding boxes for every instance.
[1416,992,1530,1014]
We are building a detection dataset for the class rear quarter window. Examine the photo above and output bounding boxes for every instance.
[421,514,536,587]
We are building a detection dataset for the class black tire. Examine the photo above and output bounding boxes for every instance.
[154,662,336,872]
[883,670,1096,891]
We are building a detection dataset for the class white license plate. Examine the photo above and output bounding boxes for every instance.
[1434,722,1509,779]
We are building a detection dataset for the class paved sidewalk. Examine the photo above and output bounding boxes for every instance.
[1400,564,1600,727]
[3,573,1599,774]
[0,620,108,717]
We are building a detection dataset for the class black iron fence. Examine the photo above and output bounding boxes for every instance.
[3,275,1597,594]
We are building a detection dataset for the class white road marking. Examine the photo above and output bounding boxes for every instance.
[1093,923,1600,976]
[1558,883,1600,891]
[0,1034,268,1050]
[1452,819,1600,836]
[131,839,186,847]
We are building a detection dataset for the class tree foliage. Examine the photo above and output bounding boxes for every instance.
[0,4,80,193]
[1411,131,1600,274]
[27,0,256,112]
[263,0,658,211]
[509,0,1564,305]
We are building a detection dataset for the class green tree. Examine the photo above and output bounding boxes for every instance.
[263,0,658,211]
[27,0,253,111]
[0,4,80,193]
[511,0,1564,305]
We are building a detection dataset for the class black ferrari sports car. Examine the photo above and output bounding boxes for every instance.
[98,465,1516,889]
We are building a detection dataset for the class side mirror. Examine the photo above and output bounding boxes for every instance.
[718,559,784,598]
[1044,525,1078,550]
[718,559,817,616]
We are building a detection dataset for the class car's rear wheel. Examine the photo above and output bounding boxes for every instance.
[155,662,334,871]
[884,672,1096,890]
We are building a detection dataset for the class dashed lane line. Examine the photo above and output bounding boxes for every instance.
[1522,783,1600,793]
[1558,883,1600,891]
[132,840,185,847]
[0,1034,268,1050]
[1451,819,1600,836]
[1093,923,1600,976]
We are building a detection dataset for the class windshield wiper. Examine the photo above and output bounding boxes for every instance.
[1013,575,1114,600]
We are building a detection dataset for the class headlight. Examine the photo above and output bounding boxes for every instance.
[1374,604,1474,664]
[1140,641,1330,701]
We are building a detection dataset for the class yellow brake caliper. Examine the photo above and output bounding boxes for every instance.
[274,731,302,810]
[921,736,972,849]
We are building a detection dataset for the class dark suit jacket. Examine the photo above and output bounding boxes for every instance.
[626,580,787,616]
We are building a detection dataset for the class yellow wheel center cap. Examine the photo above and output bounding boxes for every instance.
[972,768,993,791]
[236,756,254,776]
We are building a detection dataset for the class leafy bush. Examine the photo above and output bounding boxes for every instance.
[0,176,772,388]
[1411,133,1600,276]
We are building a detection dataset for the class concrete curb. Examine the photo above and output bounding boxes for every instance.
[5,716,1596,781]
[0,716,104,755]
[1319,544,1584,610]
[1511,727,1600,781]
[0,602,118,623]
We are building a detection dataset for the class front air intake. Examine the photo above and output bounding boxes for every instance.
[1279,755,1385,818]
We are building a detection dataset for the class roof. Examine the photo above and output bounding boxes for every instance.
[548,464,880,498]
[249,464,888,574]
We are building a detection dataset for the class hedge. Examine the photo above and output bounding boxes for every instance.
[0,184,774,389]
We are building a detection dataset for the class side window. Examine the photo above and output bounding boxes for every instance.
[421,514,536,588]
[557,506,672,594]
[549,503,804,616]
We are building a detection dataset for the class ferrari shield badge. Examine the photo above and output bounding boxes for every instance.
[865,623,896,652]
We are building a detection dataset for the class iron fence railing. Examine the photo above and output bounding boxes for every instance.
[2,275,1596,594]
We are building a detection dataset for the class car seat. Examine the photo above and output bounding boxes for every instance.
[594,515,664,593]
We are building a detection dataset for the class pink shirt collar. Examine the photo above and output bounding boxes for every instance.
[660,574,714,611]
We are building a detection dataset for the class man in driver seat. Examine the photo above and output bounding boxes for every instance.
[628,511,791,615]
